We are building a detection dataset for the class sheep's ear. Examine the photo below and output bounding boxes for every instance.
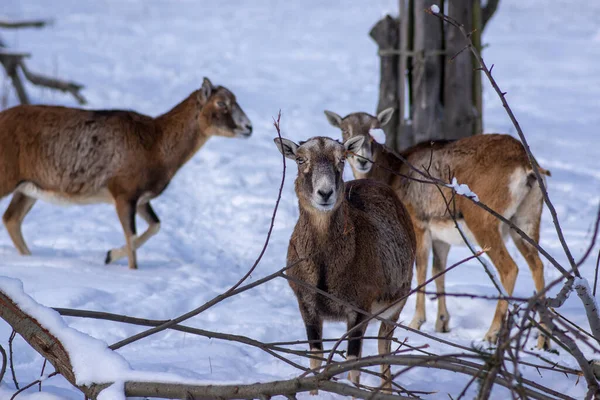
[274,138,299,160]
[199,77,213,103]
[344,136,365,154]
[376,107,395,127]
[324,110,343,128]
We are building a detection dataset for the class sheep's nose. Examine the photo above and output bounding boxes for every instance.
[317,189,333,201]
[245,123,253,133]
[358,159,368,167]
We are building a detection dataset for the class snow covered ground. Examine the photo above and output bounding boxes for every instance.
[0,0,599,398]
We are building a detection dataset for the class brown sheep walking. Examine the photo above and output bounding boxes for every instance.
[0,78,252,269]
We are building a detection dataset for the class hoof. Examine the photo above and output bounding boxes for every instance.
[309,389,319,396]
[408,317,425,330]
[435,315,451,333]
[483,330,499,345]
[104,250,112,264]
[537,334,551,351]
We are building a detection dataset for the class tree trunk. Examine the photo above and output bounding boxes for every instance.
[369,15,400,150]
[410,0,443,147]
[443,0,476,139]
[472,0,483,134]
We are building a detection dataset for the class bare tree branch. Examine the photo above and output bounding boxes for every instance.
[8,330,19,390]
[0,290,94,398]
[0,19,52,29]
[539,308,599,399]
[19,63,86,105]
[577,201,600,267]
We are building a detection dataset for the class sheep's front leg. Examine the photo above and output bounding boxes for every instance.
[299,302,323,396]
[346,312,367,387]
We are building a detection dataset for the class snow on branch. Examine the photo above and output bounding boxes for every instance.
[0,277,134,387]
[446,177,480,202]
[574,277,600,342]
[0,277,411,399]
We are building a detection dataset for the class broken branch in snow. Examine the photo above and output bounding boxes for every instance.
[0,21,86,105]
[19,63,86,105]
[0,289,95,398]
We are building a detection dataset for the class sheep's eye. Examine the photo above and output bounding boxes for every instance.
[296,157,306,165]
[217,101,227,109]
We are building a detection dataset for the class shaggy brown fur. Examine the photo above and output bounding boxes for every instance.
[274,136,416,393]
[0,78,252,269]
[325,109,551,349]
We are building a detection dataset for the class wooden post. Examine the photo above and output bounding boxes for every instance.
[411,0,443,147]
[472,0,483,134]
[396,0,408,151]
[370,16,400,149]
[443,0,476,139]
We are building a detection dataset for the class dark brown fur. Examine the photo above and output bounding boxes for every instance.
[0,78,252,269]
[277,136,416,392]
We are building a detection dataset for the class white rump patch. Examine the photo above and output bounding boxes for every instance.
[504,168,530,219]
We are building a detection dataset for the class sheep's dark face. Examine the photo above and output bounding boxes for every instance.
[274,136,364,212]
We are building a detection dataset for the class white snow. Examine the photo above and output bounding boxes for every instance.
[430,4,440,14]
[574,276,593,293]
[368,127,386,143]
[97,382,125,400]
[0,277,132,386]
[447,177,480,202]
[0,0,599,399]
[574,277,599,310]
[0,278,218,388]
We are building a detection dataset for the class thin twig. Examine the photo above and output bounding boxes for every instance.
[9,330,19,390]
[38,359,47,392]
[10,372,59,400]
[0,344,6,385]
[576,201,600,267]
